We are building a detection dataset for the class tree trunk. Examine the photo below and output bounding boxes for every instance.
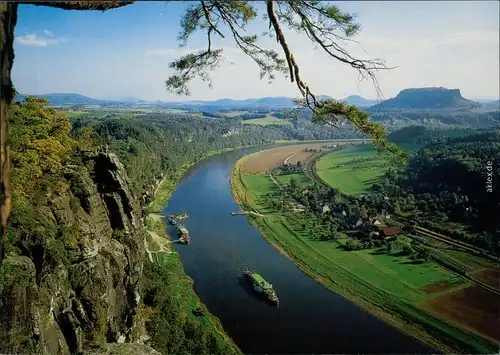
[0,3,17,264]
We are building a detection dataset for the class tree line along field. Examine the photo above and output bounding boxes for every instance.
[231,149,500,354]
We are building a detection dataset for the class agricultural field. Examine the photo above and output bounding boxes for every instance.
[471,268,500,290]
[231,153,500,353]
[275,173,311,187]
[242,115,292,126]
[241,142,353,173]
[219,110,247,117]
[315,144,391,194]
[421,286,500,343]
[60,110,88,118]
[281,216,464,303]
[284,150,317,165]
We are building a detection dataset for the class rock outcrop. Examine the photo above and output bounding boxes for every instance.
[0,152,153,354]
[369,87,481,110]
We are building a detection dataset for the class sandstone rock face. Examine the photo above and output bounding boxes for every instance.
[86,343,162,355]
[0,153,148,355]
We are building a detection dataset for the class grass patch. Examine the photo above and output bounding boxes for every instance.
[315,144,391,194]
[315,143,426,194]
[220,111,247,117]
[61,110,88,118]
[275,173,311,187]
[275,139,300,144]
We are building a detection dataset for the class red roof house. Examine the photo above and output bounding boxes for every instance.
[379,226,402,238]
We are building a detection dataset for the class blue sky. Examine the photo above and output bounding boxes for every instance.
[12,1,499,101]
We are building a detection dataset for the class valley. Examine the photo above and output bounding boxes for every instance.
[230,132,500,353]
[2,85,498,355]
[1,1,499,354]
[17,87,500,131]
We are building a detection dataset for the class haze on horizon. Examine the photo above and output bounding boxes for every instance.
[12,1,500,102]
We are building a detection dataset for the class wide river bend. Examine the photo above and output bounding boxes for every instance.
[162,147,434,354]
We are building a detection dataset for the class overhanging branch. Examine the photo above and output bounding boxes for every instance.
[28,1,134,11]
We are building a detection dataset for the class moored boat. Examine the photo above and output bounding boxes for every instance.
[242,269,279,306]
[176,224,190,244]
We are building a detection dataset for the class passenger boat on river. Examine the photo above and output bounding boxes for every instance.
[242,269,279,306]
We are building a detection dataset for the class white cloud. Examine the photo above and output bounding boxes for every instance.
[43,30,55,37]
[15,33,60,47]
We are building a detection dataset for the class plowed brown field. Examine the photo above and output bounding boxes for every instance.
[422,286,500,343]
[471,267,500,290]
[241,142,350,173]
[421,279,464,294]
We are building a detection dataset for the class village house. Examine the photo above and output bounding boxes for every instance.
[371,217,387,227]
[290,202,306,212]
[379,210,391,219]
[355,216,376,231]
[379,226,402,239]
[333,207,347,218]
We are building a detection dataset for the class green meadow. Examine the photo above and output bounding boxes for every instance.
[275,173,311,187]
[315,144,390,194]
[230,155,496,354]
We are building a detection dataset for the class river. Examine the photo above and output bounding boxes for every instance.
[162,147,434,354]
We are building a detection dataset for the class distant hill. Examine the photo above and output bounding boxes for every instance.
[15,93,107,105]
[17,90,492,115]
[163,96,298,110]
[369,87,481,110]
[341,95,378,107]
[121,96,148,103]
[481,100,500,109]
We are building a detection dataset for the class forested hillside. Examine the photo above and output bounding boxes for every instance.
[382,131,500,252]
[1,96,363,354]
[387,126,475,145]
[71,111,362,194]
[1,98,247,355]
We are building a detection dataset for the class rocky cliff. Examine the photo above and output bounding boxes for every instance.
[0,152,157,354]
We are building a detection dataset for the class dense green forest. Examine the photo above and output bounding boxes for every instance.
[70,111,361,194]
[381,132,500,252]
[2,97,361,354]
[387,125,476,145]
[3,98,251,354]
[3,97,498,355]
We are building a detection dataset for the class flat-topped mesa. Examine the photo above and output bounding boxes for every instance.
[369,87,481,110]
